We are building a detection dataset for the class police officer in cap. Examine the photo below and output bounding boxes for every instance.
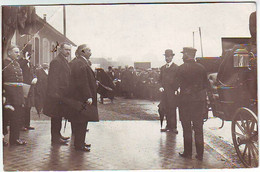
[3,45,27,145]
[178,47,208,160]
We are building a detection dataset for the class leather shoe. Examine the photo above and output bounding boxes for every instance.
[52,138,68,145]
[10,139,27,146]
[172,128,178,134]
[60,135,70,141]
[195,155,203,161]
[75,146,91,152]
[179,152,192,159]
[160,128,169,132]
[21,127,28,131]
[25,126,35,130]
[84,143,91,147]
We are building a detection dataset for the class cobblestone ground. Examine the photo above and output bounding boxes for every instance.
[2,97,246,170]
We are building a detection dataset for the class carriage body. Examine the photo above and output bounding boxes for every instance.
[197,37,258,167]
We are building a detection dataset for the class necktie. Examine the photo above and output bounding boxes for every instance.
[166,63,169,68]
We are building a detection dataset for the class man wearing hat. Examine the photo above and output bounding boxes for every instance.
[178,47,208,160]
[158,49,179,133]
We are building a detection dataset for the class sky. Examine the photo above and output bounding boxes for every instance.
[35,2,256,67]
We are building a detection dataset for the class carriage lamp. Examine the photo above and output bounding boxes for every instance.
[233,49,249,68]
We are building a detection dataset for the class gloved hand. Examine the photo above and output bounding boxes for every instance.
[31,78,38,85]
[4,105,15,111]
[159,87,164,92]
[86,98,93,105]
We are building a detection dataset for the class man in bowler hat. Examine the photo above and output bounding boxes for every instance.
[159,49,179,133]
[178,47,208,160]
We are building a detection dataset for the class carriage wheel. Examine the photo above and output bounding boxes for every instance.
[232,107,258,167]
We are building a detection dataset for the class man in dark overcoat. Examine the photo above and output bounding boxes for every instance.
[18,51,37,130]
[178,47,208,160]
[3,45,27,145]
[43,42,71,145]
[69,44,98,151]
[159,49,179,133]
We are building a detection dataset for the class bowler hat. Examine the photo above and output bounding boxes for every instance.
[164,49,175,56]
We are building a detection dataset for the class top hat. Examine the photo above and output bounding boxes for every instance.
[181,47,197,58]
[164,49,175,56]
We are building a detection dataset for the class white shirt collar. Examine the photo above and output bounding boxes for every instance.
[166,61,173,67]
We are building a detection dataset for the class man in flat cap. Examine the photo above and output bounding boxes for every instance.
[178,47,208,160]
[68,44,98,152]
[158,49,179,133]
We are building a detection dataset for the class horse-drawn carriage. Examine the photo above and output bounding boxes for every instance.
[197,37,258,167]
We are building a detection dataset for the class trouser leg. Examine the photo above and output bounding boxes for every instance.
[51,117,62,140]
[74,122,87,148]
[166,107,177,129]
[9,105,22,143]
[24,106,31,127]
[181,119,192,155]
[193,118,204,157]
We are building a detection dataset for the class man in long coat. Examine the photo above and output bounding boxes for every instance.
[178,47,208,160]
[69,44,98,152]
[159,49,179,133]
[43,42,71,145]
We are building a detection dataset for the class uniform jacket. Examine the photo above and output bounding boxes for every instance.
[3,58,24,105]
[43,53,71,118]
[178,60,208,103]
[68,56,98,122]
[159,62,179,108]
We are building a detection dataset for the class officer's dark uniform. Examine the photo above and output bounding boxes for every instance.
[3,58,25,144]
[178,47,208,159]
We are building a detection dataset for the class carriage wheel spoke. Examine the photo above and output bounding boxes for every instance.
[248,143,258,166]
[245,119,250,132]
[242,144,248,158]
[234,131,244,138]
[235,121,246,135]
[250,142,259,155]
[249,121,256,133]
[248,143,251,166]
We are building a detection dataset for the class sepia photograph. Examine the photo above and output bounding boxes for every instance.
[1,0,258,171]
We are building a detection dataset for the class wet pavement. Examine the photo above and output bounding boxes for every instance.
[2,97,245,170]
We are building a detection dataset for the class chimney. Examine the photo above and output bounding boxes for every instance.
[43,14,47,21]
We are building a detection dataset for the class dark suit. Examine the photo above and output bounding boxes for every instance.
[159,63,179,130]
[43,53,71,140]
[35,67,48,114]
[18,58,35,128]
[3,58,25,143]
[68,56,98,148]
[178,59,208,157]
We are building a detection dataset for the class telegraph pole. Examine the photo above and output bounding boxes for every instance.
[63,5,66,37]
[199,27,203,57]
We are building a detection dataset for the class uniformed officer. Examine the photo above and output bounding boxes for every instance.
[3,45,27,145]
[178,47,208,160]
[159,49,179,133]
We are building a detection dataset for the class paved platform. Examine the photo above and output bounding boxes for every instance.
[3,120,238,171]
